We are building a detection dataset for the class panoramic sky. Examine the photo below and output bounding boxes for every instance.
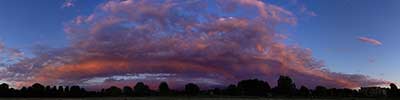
[0,0,399,90]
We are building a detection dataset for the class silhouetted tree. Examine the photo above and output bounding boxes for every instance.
[19,87,28,97]
[0,76,398,98]
[298,86,310,97]
[314,85,328,97]
[45,86,51,96]
[70,86,84,97]
[390,83,398,90]
[9,88,17,97]
[105,86,122,97]
[49,86,57,97]
[57,86,64,97]
[123,86,133,96]
[64,86,70,96]
[224,84,239,96]
[27,87,33,96]
[134,82,150,96]
[388,83,399,97]
[0,83,10,97]
[211,88,221,95]
[30,83,45,97]
[327,88,338,97]
[185,83,200,96]
[158,82,170,96]
[275,76,296,96]
[237,79,271,96]
[336,88,355,97]
[100,89,106,96]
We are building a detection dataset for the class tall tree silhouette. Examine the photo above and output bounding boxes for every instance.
[237,79,271,96]
[70,86,85,97]
[105,86,122,97]
[158,82,170,96]
[275,76,296,96]
[100,89,106,96]
[30,83,45,97]
[298,86,310,97]
[134,82,150,96]
[210,88,221,95]
[19,87,28,97]
[64,86,70,96]
[314,85,328,97]
[388,83,399,97]
[57,86,64,97]
[123,86,133,96]
[0,83,10,97]
[9,88,16,97]
[225,84,239,96]
[45,86,51,97]
[49,86,57,97]
[185,83,200,96]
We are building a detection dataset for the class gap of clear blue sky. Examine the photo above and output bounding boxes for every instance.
[295,0,400,84]
[0,0,399,84]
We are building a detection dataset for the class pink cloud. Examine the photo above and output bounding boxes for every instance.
[1,0,388,90]
[0,41,24,63]
[358,36,382,46]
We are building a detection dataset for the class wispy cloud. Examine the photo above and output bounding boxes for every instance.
[299,4,317,16]
[0,41,24,64]
[368,56,376,63]
[358,36,382,46]
[62,0,74,8]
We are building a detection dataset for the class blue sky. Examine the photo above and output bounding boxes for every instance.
[0,0,102,49]
[294,0,400,83]
[0,0,399,87]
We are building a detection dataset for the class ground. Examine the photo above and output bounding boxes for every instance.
[0,97,393,100]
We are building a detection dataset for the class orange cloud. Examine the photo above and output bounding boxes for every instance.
[2,0,388,90]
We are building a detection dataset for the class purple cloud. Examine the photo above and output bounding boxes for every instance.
[0,0,388,90]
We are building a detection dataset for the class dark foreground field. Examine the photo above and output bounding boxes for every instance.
[0,97,394,100]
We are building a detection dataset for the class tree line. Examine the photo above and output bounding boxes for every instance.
[0,75,399,98]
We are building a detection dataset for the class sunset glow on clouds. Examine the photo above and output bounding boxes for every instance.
[0,0,390,90]
[358,36,383,46]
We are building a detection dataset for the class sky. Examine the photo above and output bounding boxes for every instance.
[0,0,399,90]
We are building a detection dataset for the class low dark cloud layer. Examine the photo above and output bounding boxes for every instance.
[1,0,388,89]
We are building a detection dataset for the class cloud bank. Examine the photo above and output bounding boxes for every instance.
[1,0,387,90]
[358,36,382,46]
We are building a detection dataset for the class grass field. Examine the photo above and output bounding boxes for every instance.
[0,97,392,100]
